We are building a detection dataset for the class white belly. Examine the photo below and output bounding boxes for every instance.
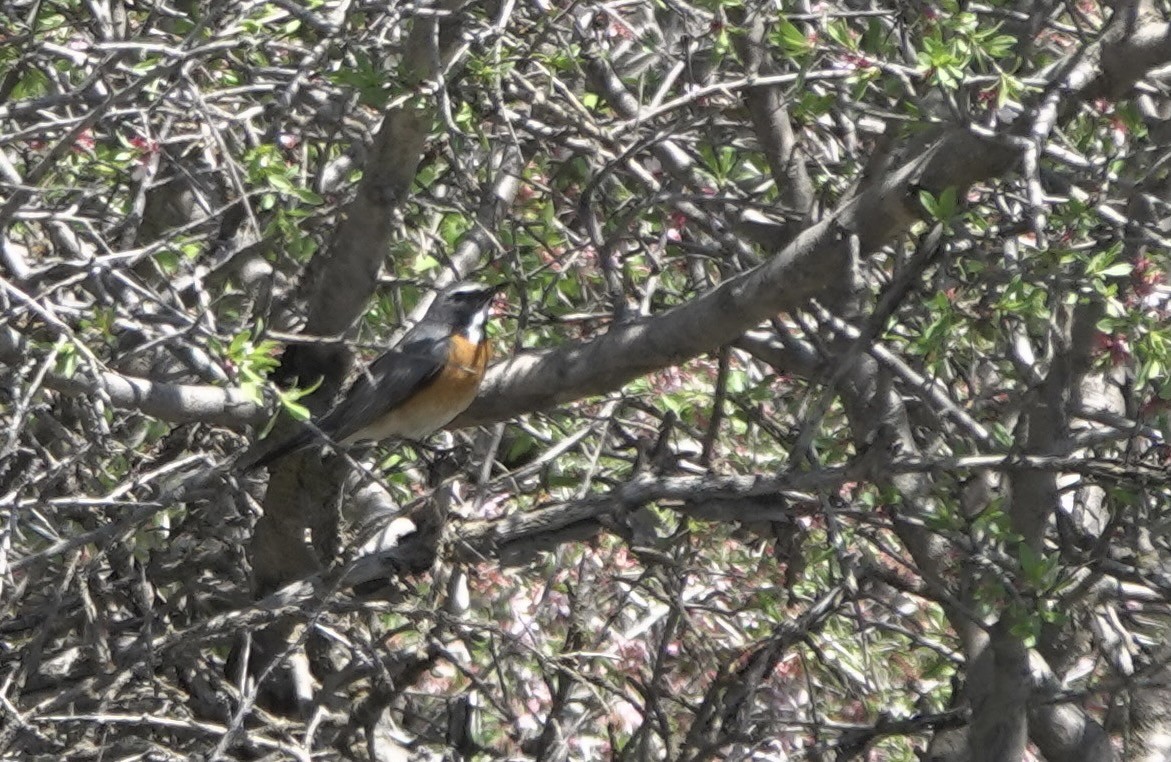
[344,390,472,442]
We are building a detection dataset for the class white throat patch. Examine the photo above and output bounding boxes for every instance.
[464,305,488,344]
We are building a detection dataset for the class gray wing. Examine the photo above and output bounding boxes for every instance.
[317,336,447,443]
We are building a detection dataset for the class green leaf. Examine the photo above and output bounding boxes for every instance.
[228,330,249,357]
[278,395,311,421]
[1017,543,1049,587]
[155,249,180,273]
[774,18,809,55]
[295,187,323,205]
[990,423,1014,449]
[241,379,264,404]
[918,187,959,223]
[55,343,78,378]
[826,19,855,50]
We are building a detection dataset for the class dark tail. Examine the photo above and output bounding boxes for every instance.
[237,428,315,472]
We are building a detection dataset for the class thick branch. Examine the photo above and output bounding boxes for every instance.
[462,16,1171,426]
[729,6,814,233]
[446,453,1168,565]
[278,0,467,397]
[461,126,997,425]
[14,19,1165,438]
[0,330,263,428]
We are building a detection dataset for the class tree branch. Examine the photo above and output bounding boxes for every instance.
[0,327,263,428]
[461,14,1171,427]
[277,0,469,398]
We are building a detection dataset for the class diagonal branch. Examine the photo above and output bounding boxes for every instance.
[729,5,814,239]
[276,0,470,399]
[0,327,263,428]
[461,13,1171,427]
[6,13,1168,454]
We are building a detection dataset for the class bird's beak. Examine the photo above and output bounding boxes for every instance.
[479,283,505,305]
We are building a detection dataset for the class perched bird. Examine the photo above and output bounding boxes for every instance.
[241,282,501,471]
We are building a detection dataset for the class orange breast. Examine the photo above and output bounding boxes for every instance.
[355,336,491,442]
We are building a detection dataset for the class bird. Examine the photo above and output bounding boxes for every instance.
[240,282,502,471]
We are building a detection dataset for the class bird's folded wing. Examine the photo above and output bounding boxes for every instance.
[318,338,446,444]
[237,339,444,471]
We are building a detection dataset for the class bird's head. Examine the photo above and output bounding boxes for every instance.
[425,282,503,343]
